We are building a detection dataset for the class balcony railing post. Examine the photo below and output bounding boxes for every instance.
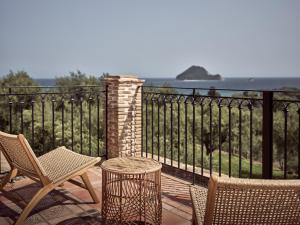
[104,75,144,158]
[105,84,108,159]
[262,91,273,179]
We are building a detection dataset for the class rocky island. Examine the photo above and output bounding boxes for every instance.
[176,65,222,80]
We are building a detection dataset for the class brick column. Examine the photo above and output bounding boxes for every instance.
[104,75,144,158]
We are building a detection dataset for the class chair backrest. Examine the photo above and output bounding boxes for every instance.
[0,131,47,180]
[205,176,300,225]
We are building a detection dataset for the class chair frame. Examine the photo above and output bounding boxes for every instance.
[0,132,100,225]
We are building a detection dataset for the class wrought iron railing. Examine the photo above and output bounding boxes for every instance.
[0,85,107,157]
[2,84,299,181]
[142,86,300,181]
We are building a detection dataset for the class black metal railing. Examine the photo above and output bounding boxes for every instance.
[2,83,299,181]
[142,86,300,181]
[0,85,107,157]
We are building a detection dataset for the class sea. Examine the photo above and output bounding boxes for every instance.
[34,77,300,96]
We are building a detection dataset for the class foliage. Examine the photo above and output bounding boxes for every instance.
[0,70,39,88]
[1,71,299,178]
[0,71,40,132]
[207,86,220,97]
[0,71,105,157]
[55,70,102,87]
[143,86,299,178]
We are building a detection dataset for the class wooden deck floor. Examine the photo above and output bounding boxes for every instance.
[0,166,194,225]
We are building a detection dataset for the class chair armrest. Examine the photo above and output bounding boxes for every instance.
[190,185,208,225]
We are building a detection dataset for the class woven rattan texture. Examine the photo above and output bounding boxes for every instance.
[190,186,208,225]
[101,157,161,174]
[191,176,300,225]
[38,146,99,182]
[102,172,162,225]
[0,133,37,175]
[102,157,162,225]
[213,179,300,225]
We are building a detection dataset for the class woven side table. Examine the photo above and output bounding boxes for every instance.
[101,157,162,225]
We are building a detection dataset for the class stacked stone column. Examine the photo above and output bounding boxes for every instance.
[104,75,144,158]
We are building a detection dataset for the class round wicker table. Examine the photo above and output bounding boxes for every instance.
[101,157,162,225]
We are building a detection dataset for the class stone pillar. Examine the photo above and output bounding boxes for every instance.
[104,75,144,158]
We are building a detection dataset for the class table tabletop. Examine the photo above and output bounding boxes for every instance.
[101,156,161,174]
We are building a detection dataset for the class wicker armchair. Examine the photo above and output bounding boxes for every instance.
[0,131,100,225]
[190,175,300,225]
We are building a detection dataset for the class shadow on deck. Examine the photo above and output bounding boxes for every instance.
[0,166,195,225]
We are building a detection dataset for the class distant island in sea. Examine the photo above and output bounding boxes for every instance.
[176,65,222,80]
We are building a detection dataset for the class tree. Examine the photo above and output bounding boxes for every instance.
[0,71,39,132]
[55,70,102,87]
[207,86,220,97]
[55,70,103,102]
[0,70,38,88]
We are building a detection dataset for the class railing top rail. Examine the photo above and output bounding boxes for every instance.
[143,85,300,94]
[142,92,263,101]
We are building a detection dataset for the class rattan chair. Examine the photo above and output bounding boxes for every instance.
[0,131,100,225]
[190,175,300,225]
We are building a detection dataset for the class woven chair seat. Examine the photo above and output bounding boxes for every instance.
[190,186,208,225]
[190,176,300,225]
[38,146,100,183]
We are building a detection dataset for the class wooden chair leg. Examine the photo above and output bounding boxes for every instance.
[80,172,100,203]
[192,211,196,225]
[15,184,54,225]
[0,168,18,190]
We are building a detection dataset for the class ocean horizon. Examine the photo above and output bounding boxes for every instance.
[34,77,300,96]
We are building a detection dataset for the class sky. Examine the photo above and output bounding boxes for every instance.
[0,0,300,78]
